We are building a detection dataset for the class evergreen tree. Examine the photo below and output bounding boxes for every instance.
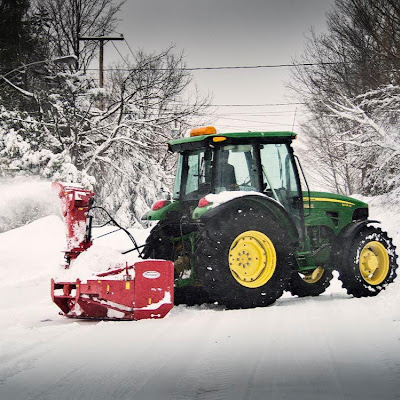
[0,0,31,70]
[0,0,49,110]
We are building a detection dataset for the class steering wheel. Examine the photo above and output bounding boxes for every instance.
[240,179,252,187]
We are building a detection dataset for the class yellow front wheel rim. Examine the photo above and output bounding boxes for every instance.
[359,241,389,285]
[300,267,325,284]
[229,230,276,288]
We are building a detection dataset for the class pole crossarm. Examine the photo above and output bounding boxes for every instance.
[79,34,125,110]
[78,36,124,41]
[78,35,125,89]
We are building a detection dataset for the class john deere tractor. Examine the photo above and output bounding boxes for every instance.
[142,127,398,308]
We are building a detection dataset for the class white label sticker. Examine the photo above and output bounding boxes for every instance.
[143,271,161,279]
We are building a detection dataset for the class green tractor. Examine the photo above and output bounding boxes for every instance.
[142,126,398,308]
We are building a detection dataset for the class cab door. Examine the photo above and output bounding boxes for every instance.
[258,143,305,240]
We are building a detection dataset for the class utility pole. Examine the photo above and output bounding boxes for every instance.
[78,34,124,89]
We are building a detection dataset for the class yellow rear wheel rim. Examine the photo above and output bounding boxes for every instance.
[359,241,389,285]
[300,267,325,284]
[229,230,276,288]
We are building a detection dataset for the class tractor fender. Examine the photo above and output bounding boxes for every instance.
[199,195,299,247]
[330,219,380,270]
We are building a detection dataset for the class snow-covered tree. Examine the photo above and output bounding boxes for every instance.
[291,0,400,195]
[0,0,211,228]
[0,70,98,188]
[90,48,210,225]
[0,48,210,227]
[323,85,400,195]
[298,116,359,195]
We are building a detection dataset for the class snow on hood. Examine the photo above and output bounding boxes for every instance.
[204,191,277,208]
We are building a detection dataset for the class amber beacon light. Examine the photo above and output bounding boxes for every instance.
[190,126,217,137]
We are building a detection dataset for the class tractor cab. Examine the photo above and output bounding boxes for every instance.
[169,127,304,236]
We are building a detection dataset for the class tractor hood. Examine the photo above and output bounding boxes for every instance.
[304,191,368,209]
[303,191,369,233]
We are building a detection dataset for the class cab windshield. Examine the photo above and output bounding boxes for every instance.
[173,142,300,209]
[215,144,258,193]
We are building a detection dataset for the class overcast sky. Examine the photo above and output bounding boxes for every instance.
[104,0,336,132]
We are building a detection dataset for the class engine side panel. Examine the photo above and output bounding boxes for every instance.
[302,191,369,267]
[303,191,368,235]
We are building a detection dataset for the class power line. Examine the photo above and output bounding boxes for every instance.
[123,110,298,116]
[213,111,298,116]
[111,41,128,66]
[86,61,342,72]
[214,122,299,130]
[215,116,299,125]
[117,100,305,108]
[182,62,341,70]
[104,32,339,72]
[166,100,305,107]
[124,39,137,59]
[213,102,305,107]
[110,30,136,59]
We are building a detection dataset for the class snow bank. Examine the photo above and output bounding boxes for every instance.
[0,176,153,281]
[0,215,65,287]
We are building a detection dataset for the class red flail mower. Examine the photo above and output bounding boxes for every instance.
[51,182,174,321]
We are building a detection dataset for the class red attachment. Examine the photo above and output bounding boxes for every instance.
[52,182,94,264]
[52,182,175,321]
[51,260,174,320]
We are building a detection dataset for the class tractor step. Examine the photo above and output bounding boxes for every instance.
[52,260,174,320]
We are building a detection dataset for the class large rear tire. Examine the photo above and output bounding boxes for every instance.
[289,267,333,297]
[339,226,397,297]
[196,207,293,309]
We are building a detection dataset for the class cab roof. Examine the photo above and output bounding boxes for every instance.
[168,130,297,149]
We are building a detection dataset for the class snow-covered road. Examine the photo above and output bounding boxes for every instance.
[0,197,399,400]
[2,286,399,400]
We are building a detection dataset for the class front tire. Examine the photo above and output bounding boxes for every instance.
[142,222,210,306]
[196,207,293,309]
[142,222,174,260]
[289,267,333,297]
[339,226,397,297]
